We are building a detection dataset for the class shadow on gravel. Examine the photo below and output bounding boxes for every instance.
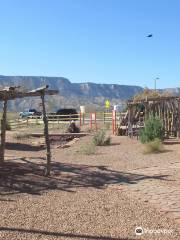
[5,142,44,151]
[0,227,135,240]
[0,157,170,197]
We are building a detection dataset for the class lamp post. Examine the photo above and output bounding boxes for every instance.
[154,77,159,91]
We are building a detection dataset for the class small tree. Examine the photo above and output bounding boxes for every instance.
[140,116,164,143]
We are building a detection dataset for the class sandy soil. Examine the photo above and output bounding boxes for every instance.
[0,132,180,240]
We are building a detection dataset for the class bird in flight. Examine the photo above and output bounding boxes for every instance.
[147,34,153,37]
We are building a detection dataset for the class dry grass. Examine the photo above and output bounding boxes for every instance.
[0,112,19,120]
[134,88,173,102]
[143,138,164,154]
[78,142,96,155]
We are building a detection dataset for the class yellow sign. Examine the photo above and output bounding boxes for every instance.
[105,100,110,109]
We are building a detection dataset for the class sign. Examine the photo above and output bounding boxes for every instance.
[105,100,110,109]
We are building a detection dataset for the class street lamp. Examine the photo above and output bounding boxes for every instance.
[154,77,159,91]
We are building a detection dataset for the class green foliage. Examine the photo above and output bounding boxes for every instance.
[143,138,164,154]
[140,116,164,143]
[92,129,111,146]
[79,142,96,155]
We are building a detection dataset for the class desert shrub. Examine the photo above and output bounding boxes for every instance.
[143,138,164,154]
[92,129,111,146]
[140,116,164,143]
[79,142,96,155]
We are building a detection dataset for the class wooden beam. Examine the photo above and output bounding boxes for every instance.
[0,86,58,101]
[0,99,8,164]
[127,96,179,106]
[30,133,90,137]
[28,85,49,93]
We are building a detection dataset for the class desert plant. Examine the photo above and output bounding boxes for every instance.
[92,129,111,146]
[143,138,164,154]
[79,142,96,155]
[139,116,164,143]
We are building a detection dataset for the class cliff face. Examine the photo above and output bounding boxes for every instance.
[0,75,143,98]
[0,75,179,111]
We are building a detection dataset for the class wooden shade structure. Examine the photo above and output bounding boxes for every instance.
[127,96,180,138]
[0,85,58,176]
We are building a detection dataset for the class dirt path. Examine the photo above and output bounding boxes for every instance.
[0,134,180,239]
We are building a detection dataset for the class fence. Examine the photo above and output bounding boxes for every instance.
[7,111,126,132]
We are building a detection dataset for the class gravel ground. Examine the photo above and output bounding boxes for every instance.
[0,133,180,240]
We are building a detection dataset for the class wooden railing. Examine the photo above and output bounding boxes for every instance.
[7,112,126,130]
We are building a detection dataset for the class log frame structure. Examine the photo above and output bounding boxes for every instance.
[127,96,180,138]
[0,85,58,176]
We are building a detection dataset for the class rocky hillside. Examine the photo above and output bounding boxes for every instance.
[0,75,179,111]
[0,75,143,98]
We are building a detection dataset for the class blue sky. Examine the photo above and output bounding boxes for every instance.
[0,0,180,88]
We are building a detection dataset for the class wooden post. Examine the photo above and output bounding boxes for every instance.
[0,99,8,164]
[83,113,85,125]
[95,113,97,131]
[177,100,180,138]
[41,93,51,176]
[103,111,106,124]
[90,113,92,129]
[79,112,82,127]
[90,113,96,130]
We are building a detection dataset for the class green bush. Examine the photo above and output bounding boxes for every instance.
[143,138,164,154]
[79,142,96,155]
[140,116,164,143]
[92,129,111,146]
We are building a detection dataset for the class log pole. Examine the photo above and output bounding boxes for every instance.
[41,93,51,176]
[0,99,8,164]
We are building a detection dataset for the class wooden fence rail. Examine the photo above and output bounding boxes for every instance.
[6,112,126,130]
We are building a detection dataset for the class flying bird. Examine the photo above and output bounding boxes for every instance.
[147,34,153,37]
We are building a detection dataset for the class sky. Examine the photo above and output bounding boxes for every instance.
[0,0,180,88]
